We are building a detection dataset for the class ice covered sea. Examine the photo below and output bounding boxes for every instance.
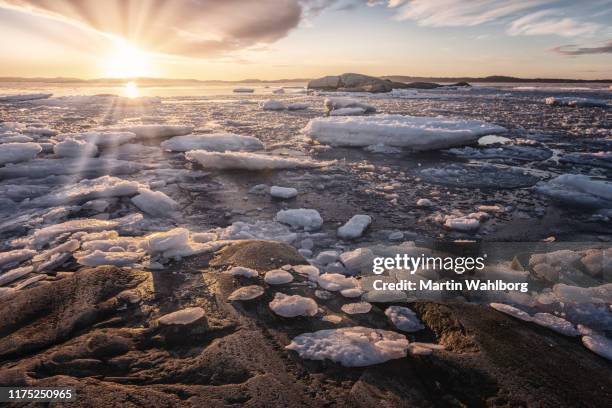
[0,80,611,363]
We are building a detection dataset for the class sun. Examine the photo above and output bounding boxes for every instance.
[103,40,154,78]
[123,81,140,98]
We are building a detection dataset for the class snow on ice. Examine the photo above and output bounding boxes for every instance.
[337,214,371,239]
[185,151,327,171]
[269,293,318,317]
[275,209,323,231]
[0,142,42,165]
[286,326,409,367]
[228,285,265,301]
[537,174,612,209]
[264,269,294,285]
[385,306,425,332]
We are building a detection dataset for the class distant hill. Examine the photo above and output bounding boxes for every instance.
[382,75,611,84]
[0,75,609,85]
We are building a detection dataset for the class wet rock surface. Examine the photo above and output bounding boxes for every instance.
[0,241,609,407]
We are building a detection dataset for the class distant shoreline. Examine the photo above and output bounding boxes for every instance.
[0,74,610,85]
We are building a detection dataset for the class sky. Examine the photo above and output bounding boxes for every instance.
[0,0,611,80]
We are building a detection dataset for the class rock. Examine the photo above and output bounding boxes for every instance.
[307,73,409,93]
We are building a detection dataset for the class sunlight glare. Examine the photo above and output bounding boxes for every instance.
[104,41,153,78]
[123,81,140,98]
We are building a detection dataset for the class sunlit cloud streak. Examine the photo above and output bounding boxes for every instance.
[551,40,612,55]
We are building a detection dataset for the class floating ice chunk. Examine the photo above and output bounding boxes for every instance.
[23,127,57,137]
[292,265,320,281]
[490,303,532,322]
[30,213,142,248]
[337,215,371,240]
[287,102,309,110]
[162,240,226,259]
[362,290,408,303]
[340,287,364,298]
[158,307,206,326]
[0,249,35,270]
[161,133,264,152]
[30,176,142,207]
[339,248,374,275]
[185,150,326,171]
[57,131,137,148]
[446,145,552,162]
[315,250,339,265]
[330,107,367,116]
[559,152,612,169]
[0,142,41,165]
[272,88,285,94]
[270,186,298,199]
[33,239,80,262]
[142,228,190,253]
[364,144,401,154]
[0,266,33,286]
[552,283,612,304]
[225,266,259,278]
[269,293,318,317]
[0,93,52,102]
[275,209,323,231]
[0,134,33,143]
[81,237,140,252]
[531,313,580,336]
[304,114,505,150]
[341,302,372,314]
[416,198,433,207]
[101,143,162,160]
[444,216,480,232]
[216,220,297,243]
[106,124,194,139]
[131,189,179,217]
[0,158,145,179]
[385,306,425,332]
[78,230,119,242]
[545,97,609,108]
[286,326,409,367]
[75,249,143,267]
[53,138,98,158]
[324,97,376,113]
[233,87,254,93]
[261,100,286,110]
[264,269,294,285]
[536,174,612,209]
[421,164,539,189]
[582,335,612,361]
[228,285,265,301]
[317,273,358,291]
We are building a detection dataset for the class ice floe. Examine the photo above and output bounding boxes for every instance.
[75,249,143,267]
[582,335,612,361]
[56,131,136,148]
[287,102,309,110]
[106,124,194,139]
[0,158,145,179]
[341,302,372,314]
[29,176,142,207]
[421,164,539,189]
[303,114,506,150]
[559,152,612,169]
[0,249,36,270]
[330,107,367,116]
[157,307,206,326]
[228,285,265,301]
[185,151,326,171]
[337,214,371,240]
[444,216,480,232]
[490,303,532,322]
[275,209,323,231]
[286,326,409,367]
[53,138,98,158]
[324,97,376,113]
[446,145,552,162]
[264,269,294,285]
[0,142,42,165]
[317,273,358,291]
[269,293,318,317]
[545,97,609,108]
[131,189,179,218]
[261,100,286,110]
[233,87,254,93]
[385,306,425,332]
[536,174,612,209]
[270,186,298,199]
[161,133,264,152]
[531,313,580,336]
[225,266,259,278]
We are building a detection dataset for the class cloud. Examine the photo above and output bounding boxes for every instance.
[0,0,331,57]
[507,10,600,37]
[551,40,612,55]
[384,0,553,27]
